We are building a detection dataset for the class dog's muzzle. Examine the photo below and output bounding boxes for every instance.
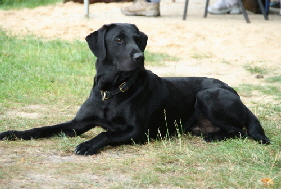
[133,52,144,63]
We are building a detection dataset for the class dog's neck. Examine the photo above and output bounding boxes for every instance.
[95,66,140,100]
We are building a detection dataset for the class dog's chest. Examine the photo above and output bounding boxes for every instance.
[98,101,128,126]
[99,105,116,120]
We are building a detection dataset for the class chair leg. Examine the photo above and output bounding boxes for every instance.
[204,0,210,17]
[238,0,251,23]
[265,0,270,14]
[257,0,269,20]
[186,0,251,23]
[183,0,189,20]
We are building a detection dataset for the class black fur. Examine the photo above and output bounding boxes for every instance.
[0,23,270,155]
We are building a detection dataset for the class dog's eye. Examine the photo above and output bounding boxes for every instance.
[116,38,123,43]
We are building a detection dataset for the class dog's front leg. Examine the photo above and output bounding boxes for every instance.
[74,132,108,155]
[0,119,97,140]
[75,125,140,155]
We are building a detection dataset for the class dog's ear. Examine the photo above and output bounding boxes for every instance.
[131,24,148,52]
[85,24,108,61]
[139,31,148,52]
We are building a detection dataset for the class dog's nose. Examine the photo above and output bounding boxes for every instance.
[133,53,144,62]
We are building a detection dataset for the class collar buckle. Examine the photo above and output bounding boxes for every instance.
[101,90,110,101]
[119,82,129,92]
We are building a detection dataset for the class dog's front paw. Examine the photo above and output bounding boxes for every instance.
[0,130,17,140]
[74,141,99,155]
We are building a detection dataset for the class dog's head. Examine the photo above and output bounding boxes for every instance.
[86,23,148,72]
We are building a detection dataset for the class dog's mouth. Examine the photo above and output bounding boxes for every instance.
[114,51,145,72]
[116,67,142,76]
[116,61,144,72]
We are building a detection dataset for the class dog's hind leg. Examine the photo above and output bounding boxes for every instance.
[202,121,247,142]
[194,88,249,142]
[186,109,247,142]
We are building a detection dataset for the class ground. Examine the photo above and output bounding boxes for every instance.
[0,1,281,188]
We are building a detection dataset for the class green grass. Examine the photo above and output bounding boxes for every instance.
[191,52,212,59]
[0,29,95,106]
[144,51,179,66]
[266,75,281,83]
[0,29,178,106]
[1,30,280,188]
[243,64,269,75]
[0,0,60,10]
[237,84,281,99]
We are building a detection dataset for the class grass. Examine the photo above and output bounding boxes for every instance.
[191,52,212,59]
[237,84,281,99]
[0,29,176,106]
[243,64,269,75]
[144,51,179,66]
[1,30,281,188]
[220,59,231,65]
[239,64,281,100]
[0,29,95,106]
[266,75,281,83]
[0,0,61,10]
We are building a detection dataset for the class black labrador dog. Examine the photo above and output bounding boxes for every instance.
[0,23,270,155]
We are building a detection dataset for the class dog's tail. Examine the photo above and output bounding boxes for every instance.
[244,106,270,144]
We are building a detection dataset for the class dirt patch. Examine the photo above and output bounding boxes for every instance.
[6,111,41,119]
